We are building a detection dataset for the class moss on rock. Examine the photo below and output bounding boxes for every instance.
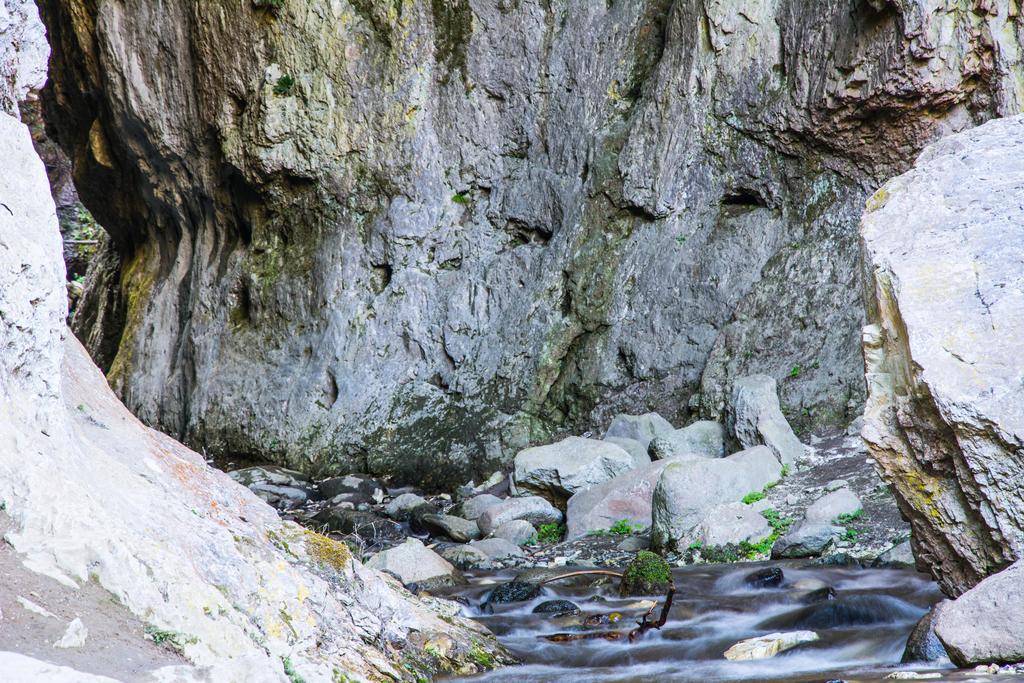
[619,551,672,597]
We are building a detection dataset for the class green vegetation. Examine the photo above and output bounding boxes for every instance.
[143,625,195,653]
[531,522,565,545]
[781,463,791,477]
[588,519,645,537]
[273,75,296,96]
[468,645,495,669]
[834,509,864,525]
[282,656,305,683]
[789,365,802,378]
[451,192,470,204]
[691,509,794,564]
[619,551,673,596]
[742,491,766,505]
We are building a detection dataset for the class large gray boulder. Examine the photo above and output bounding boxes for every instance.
[603,437,652,468]
[366,539,463,588]
[458,493,504,521]
[565,460,671,540]
[604,413,674,448]
[861,116,1024,596]
[692,502,771,548]
[934,561,1024,666]
[772,522,843,559]
[513,436,634,500]
[651,446,782,551]
[648,421,727,460]
[729,375,805,466]
[804,488,862,525]
[477,496,563,536]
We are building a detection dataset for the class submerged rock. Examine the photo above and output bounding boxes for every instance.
[902,602,950,664]
[485,581,544,605]
[649,421,727,460]
[728,375,805,466]
[724,631,819,661]
[861,116,1024,595]
[533,600,581,616]
[761,595,923,631]
[743,567,784,589]
[513,436,635,500]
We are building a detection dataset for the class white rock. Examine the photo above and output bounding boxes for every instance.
[492,519,536,546]
[17,596,57,619]
[934,560,1024,666]
[649,421,727,460]
[805,488,862,525]
[723,630,818,660]
[603,436,652,468]
[365,538,460,586]
[477,496,563,536]
[565,460,670,540]
[604,412,674,448]
[692,502,771,547]
[53,618,88,648]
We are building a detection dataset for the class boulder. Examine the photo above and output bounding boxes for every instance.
[438,545,493,571]
[458,494,504,521]
[875,540,916,569]
[384,492,429,521]
[761,596,923,631]
[903,602,950,663]
[603,437,652,468]
[477,496,563,536]
[743,567,784,589]
[934,561,1024,666]
[228,466,317,509]
[492,520,536,546]
[484,581,543,606]
[319,474,387,500]
[723,631,819,661]
[470,538,525,560]
[692,502,771,548]
[729,375,805,466]
[565,461,670,540]
[648,421,727,460]
[419,514,482,543]
[861,116,1024,596]
[772,521,843,559]
[604,413,674,448]
[651,446,782,551]
[513,436,634,500]
[311,508,404,544]
[532,600,581,616]
[365,539,462,588]
[805,488,862,525]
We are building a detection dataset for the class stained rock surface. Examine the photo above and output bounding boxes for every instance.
[861,115,1024,596]
[37,0,1024,482]
[0,82,507,682]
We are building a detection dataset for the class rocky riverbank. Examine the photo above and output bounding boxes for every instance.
[228,374,912,588]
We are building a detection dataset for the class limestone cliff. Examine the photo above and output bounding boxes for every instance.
[0,8,508,677]
[861,115,1024,597]
[39,0,1024,483]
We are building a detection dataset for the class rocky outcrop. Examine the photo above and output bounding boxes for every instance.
[1,67,507,682]
[934,561,1024,666]
[861,115,1024,597]
[35,1,1024,483]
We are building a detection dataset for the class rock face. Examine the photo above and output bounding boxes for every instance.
[37,0,1024,483]
[861,115,1024,596]
[0,89,506,681]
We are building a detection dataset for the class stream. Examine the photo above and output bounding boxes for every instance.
[439,562,1020,683]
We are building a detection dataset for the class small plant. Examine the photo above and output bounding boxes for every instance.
[451,192,470,204]
[468,645,495,668]
[781,463,791,477]
[834,509,865,525]
[761,509,794,536]
[609,519,644,535]
[742,491,766,505]
[842,527,860,543]
[273,74,296,96]
[789,365,801,378]
[533,522,565,545]
[687,540,704,551]
[675,235,687,245]
[143,625,195,653]
[282,656,305,683]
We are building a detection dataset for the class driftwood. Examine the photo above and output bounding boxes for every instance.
[539,580,676,644]
[628,581,675,642]
[538,569,624,585]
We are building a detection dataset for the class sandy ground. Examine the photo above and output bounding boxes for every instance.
[0,513,186,681]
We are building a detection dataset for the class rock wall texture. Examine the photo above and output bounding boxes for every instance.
[861,115,1024,597]
[0,20,507,679]
[39,0,1024,484]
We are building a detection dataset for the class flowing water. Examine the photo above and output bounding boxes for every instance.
[440,561,1022,682]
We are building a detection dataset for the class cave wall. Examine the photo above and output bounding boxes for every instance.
[39,0,1024,485]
